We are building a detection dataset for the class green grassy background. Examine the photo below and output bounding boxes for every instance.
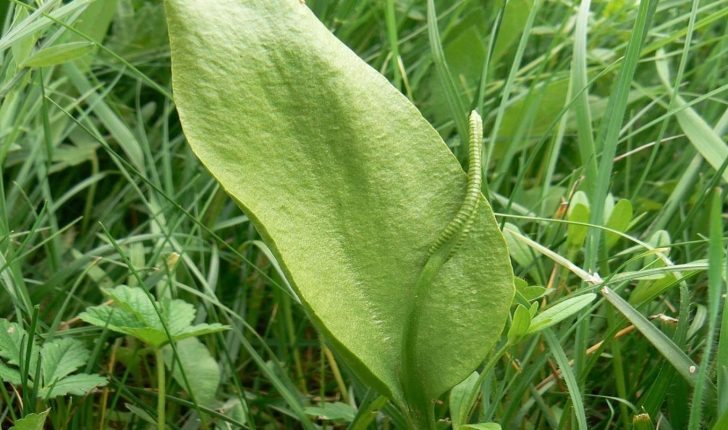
[1,0,727,428]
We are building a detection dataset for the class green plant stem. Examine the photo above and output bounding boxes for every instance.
[464,341,510,423]
[605,304,629,428]
[401,250,446,429]
[403,404,436,430]
[156,348,166,430]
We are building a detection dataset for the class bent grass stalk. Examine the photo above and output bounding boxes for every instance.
[156,348,165,430]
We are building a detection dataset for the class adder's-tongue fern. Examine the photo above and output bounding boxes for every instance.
[401,111,484,430]
[427,111,484,259]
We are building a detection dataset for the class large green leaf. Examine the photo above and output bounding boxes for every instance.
[165,0,514,423]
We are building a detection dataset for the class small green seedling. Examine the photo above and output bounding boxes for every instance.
[0,319,108,400]
[79,285,229,430]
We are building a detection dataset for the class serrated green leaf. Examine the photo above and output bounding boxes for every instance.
[526,294,596,335]
[21,42,95,68]
[78,304,146,334]
[101,285,169,331]
[163,337,220,408]
[0,320,25,364]
[160,299,197,334]
[0,320,102,397]
[166,0,514,424]
[169,323,229,341]
[9,409,49,430]
[0,319,39,378]
[41,338,90,387]
[38,373,107,398]
[103,285,197,334]
[80,286,229,348]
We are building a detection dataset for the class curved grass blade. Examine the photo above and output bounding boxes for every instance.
[601,286,715,395]
[542,330,588,430]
